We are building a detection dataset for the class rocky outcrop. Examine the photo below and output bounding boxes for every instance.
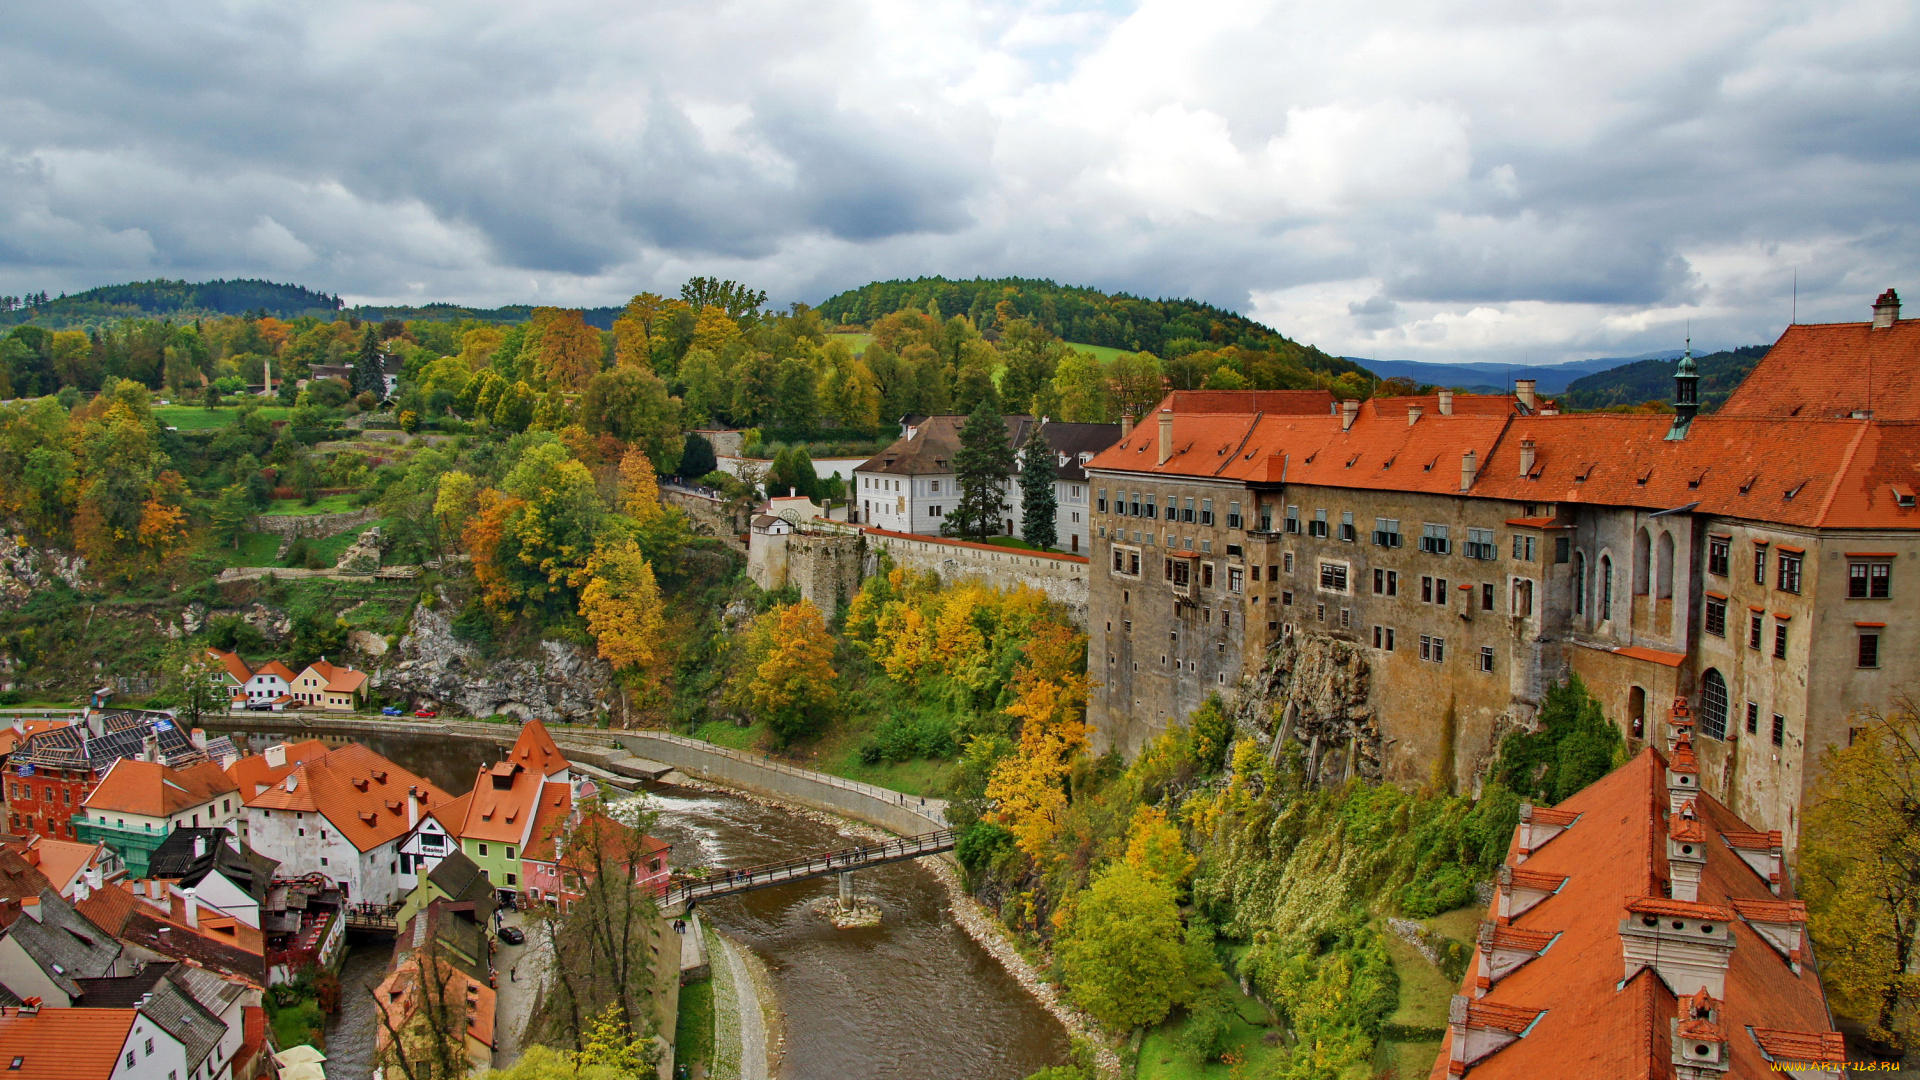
[379,591,615,723]
[1232,631,1383,785]
[0,534,88,608]
[334,527,384,573]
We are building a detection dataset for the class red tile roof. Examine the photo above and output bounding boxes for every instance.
[1429,748,1839,1079]
[509,721,571,778]
[459,761,543,845]
[1720,318,1920,420]
[1161,389,1336,415]
[82,759,237,818]
[244,744,453,852]
[206,649,252,684]
[253,660,298,681]
[1750,1028,1847,1064]
[527,782,573,861]
[297,659,368,694]
[0,1007,136,1079]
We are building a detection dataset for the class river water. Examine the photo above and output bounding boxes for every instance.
[219,728,1069,1080]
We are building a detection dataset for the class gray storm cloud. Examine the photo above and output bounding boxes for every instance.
[1,0,1917,363]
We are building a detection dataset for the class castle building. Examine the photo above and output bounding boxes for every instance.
[1085,291,1919,850]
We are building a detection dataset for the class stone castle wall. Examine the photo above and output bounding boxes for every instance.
[863,529,1090,624]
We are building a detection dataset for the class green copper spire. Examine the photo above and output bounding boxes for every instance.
[1667,336,1700,440]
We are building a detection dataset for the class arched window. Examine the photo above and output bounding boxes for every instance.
[1633,528,1651,595]
[1574,552,1587,615]
[1628,686,1646,740]
[1700,669,1729,740]
[1601,555,1614,621]
[1655,532,1675,600]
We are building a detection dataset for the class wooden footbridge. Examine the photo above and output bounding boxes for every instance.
[667,828,956,909]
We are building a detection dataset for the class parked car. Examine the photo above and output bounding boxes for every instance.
[414,708,437,718]
[497,926,525,946]
[246,701,275,712]
[381,706,403,716]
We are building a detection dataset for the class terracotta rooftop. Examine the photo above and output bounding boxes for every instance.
[1161,389,1336,415]
[224,740,329,798]
[81,758,237,818]
[244,743,452,853]
[1719,316,1920,420]
[528,782,574,860]
[0,1007,137,1079]
[1429,748,1840,1079]
[461,758,544,845]
[206,649,251,684]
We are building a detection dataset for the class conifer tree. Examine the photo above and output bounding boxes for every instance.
[946,402,1014,542]
[1018,425,1057,550]
[353,326,385,399]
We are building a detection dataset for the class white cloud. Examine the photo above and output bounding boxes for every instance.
[0,0,1915,363]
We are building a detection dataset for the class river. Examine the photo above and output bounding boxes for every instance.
[218,728,1070,1080]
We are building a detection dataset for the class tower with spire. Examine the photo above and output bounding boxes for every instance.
[1666,336,1700,440]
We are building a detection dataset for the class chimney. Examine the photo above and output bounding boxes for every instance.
[1460,449,1478,492]
[190,728,206,750]
[264,744,287,768]
[149,878,163,900]
[193,835,207,860]
[1667,736,1703,814]
[1437,389,1454,416]
[1620,896,1735,998]
[1514,379,1537,411]
[142,733,158,763]
[1119,414,1133,439]
[408,787,421,828]
[1518,438,1536,477]
[183,888,198,928]
[1873,288,1900,329]
[1668,805,1708,903]
[1340,399,1359,431]
[1407,405,1423,427]
[1157,409,1173,465]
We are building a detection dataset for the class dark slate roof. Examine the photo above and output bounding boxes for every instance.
[4,890,124,997]
[1006,419,1124,482]
[76,887,265,987]
[167,964,247,1019]
[75,961,175,1007]
[396,901,488,982]
[0,849,56,928]
[12,712,206,774]
[147,830,278,904]
[140,973,226,1069]
[425,850,490,904]
[858,415,1036,477]
[199,736,238,763]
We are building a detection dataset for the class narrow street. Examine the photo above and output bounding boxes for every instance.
[490,908,551,1069]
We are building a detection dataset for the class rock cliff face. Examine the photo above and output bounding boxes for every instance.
[0,534,88,608]
[1232,631,1384,786]
[379,591,615,722]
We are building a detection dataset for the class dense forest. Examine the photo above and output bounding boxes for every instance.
[1559,344,1769,412]
[0,278,344,327]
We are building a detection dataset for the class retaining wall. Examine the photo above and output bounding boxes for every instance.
[249,506,380,540]
[661,488,747,549]
[864,529,1090,624]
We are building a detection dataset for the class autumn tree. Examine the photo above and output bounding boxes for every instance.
[1108,351,1165,421]
[985,622,1089,859]
[1801,698,1920,1045]
[535,309,605,392]
[616,449,691,567]
[1055,863,1206,1030]
[945,401,1013,542]
[579,536,665,685]
[727,602,839,744]
[580,367,683,471]
[1017,425,1057,550]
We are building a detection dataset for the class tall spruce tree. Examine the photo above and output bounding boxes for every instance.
[947,402,1015,541]
[353,326,385,398]
[1018,425,1058,550]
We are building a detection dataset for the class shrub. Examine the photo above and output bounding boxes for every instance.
[955,820,1015,876]
[1178,987,1237,1062]
[858,712,956,764]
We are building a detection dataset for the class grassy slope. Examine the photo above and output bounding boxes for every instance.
[154,404,297,430]
[673,975,714,1075]
[261,494,361,515]
[1137,976,1285,1079]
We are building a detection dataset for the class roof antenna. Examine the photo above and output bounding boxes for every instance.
[1791,267,1797,325]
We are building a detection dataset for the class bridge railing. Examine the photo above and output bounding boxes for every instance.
[623,730,950,825]
[668,828,956,907]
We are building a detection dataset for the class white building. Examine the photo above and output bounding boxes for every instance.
[0,1005,189,1080]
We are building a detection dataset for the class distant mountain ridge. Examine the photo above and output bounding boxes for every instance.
[1559,345,1771,412]
[0,278,344,326]
[1345,350,1688,395]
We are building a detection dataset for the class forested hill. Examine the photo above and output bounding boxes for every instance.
[818,276,1362,376]
[1560,344,1770,413]
[0,279,344,327]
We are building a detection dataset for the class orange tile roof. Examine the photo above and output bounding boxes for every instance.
[298,659,368,694]
[82,758,237,818]
[244,744,453,852]
[1720,318,1920,420]
[374,956,496,1051]
[527,782,573,861]
[458,762,543,845]
[253,660,298,681]
[509,721,571,778]
[24,839,98,894]
[1161,389,1336,415]
[223,740,328,798]
[0,1007,137,1078]
[1730,897,1807,923]
[1750,1028,1847,1064]
[1362,393,1526,419]
[1429,748,1838,1079]
[1610,645,1687,667]
[206,649,252,684]
[427,791,473,833]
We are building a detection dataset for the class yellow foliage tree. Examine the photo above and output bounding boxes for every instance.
[579,535,665,687]
[536,310,605,392]
[1123,804,1196,889]
[433,471,479,550]
[691,307,740,354]
[727,602,839,744]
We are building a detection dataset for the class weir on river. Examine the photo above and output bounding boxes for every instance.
[215,726,1070,1080]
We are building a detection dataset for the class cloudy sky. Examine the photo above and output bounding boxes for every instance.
[2,0,1916,363]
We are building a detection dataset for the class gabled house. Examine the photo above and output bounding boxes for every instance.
[0,888,133,1006]
[8,836,118,900]
[73,760,242,878]
[75,882,267,989]
[237,661,297,711]
[205,650,251,705]
[288,659,367,711]
[374,953,495,1078]
[81,962,257,1080]
[143,829,279,931]
[241,744,454,905]
[397,790,471,893]
[456,721,587,898]
[0,1004,189,1080]
[395,848,495,930]
[6,711,208,842]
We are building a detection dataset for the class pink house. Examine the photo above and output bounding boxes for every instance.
[520,787,671,910]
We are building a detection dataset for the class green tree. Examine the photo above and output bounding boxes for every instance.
[579,367,683,470]
[1051,350,1110,423]
[209,483,254,549]
[1056,863,1207,1030]
[1800,698,1920,1045]
[1490,675,1622,803]
[352,326,385,399]
[159,644,228,728]
[725,602,839,744]
[677,432,717,479]
[773,356,819,431]
[1017,425,1057,550]
[945,402,1014,542]
[492,380,537,433]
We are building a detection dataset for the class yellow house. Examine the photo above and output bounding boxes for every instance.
[290,658,368,711]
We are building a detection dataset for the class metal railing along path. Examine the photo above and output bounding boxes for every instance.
[668,828,956,907]
[620,730,950,826]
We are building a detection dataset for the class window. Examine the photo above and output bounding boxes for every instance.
[1259,506,1272,531]
[1283,552,1294,574]
[1708,537,1729,576]
[1466,528,1496,559]
[1773,620,1789,659]
[1340,511,1356,542]
[479,843,489,856]
[1419,635,1446,663]
[1169,559,1191,588]
[1309,509,1328,538]
[1772,713,1786,747]
[1700,669,1729,740]
[1747,702,1760,735]
[1284,505,1300,533]
[1574,552,1587,614]
[1316,603,1325,621]
[1859,633,1880,668]
[1182,497,1195,523]
[1509,579,1532,616]
[1202,563,1214,588]
[506,846,516,860]
[1420,523,1451,554]
[1145,495,1158,519]
[1511,534,1536,561]
[1554,536,1570,563]
[1200,499,1214,526]
[1704,597,1726,636]
[1281,590,1293,606]
[1372,625,1395,651]
[1849,561,1891,598]
[929,480,940,493]
[1338,607,1350,629]
[1374,518,1402,547]
[1319,562,1348,592]
[1777,552,1802,593]
[1748,613,1763,650]
[1372,568,1398,596]
[1097,488,1108,513]
[506,873,518,885]
[1228,502,1243,529]
[1420,576,1449,604]
[1601,555,1613,620]
[929,505,942,517]
[1753,543,1767,585]
[1129,492,1141,516]
[1479,646,1495,672]
[1227,567,1244,594]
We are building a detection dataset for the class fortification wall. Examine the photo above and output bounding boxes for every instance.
[749,530,865,610]
[661,488,746,549]
[863,530,1090,624]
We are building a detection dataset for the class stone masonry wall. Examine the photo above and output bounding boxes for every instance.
[249,506,380,540]
[863,530,1090,625]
